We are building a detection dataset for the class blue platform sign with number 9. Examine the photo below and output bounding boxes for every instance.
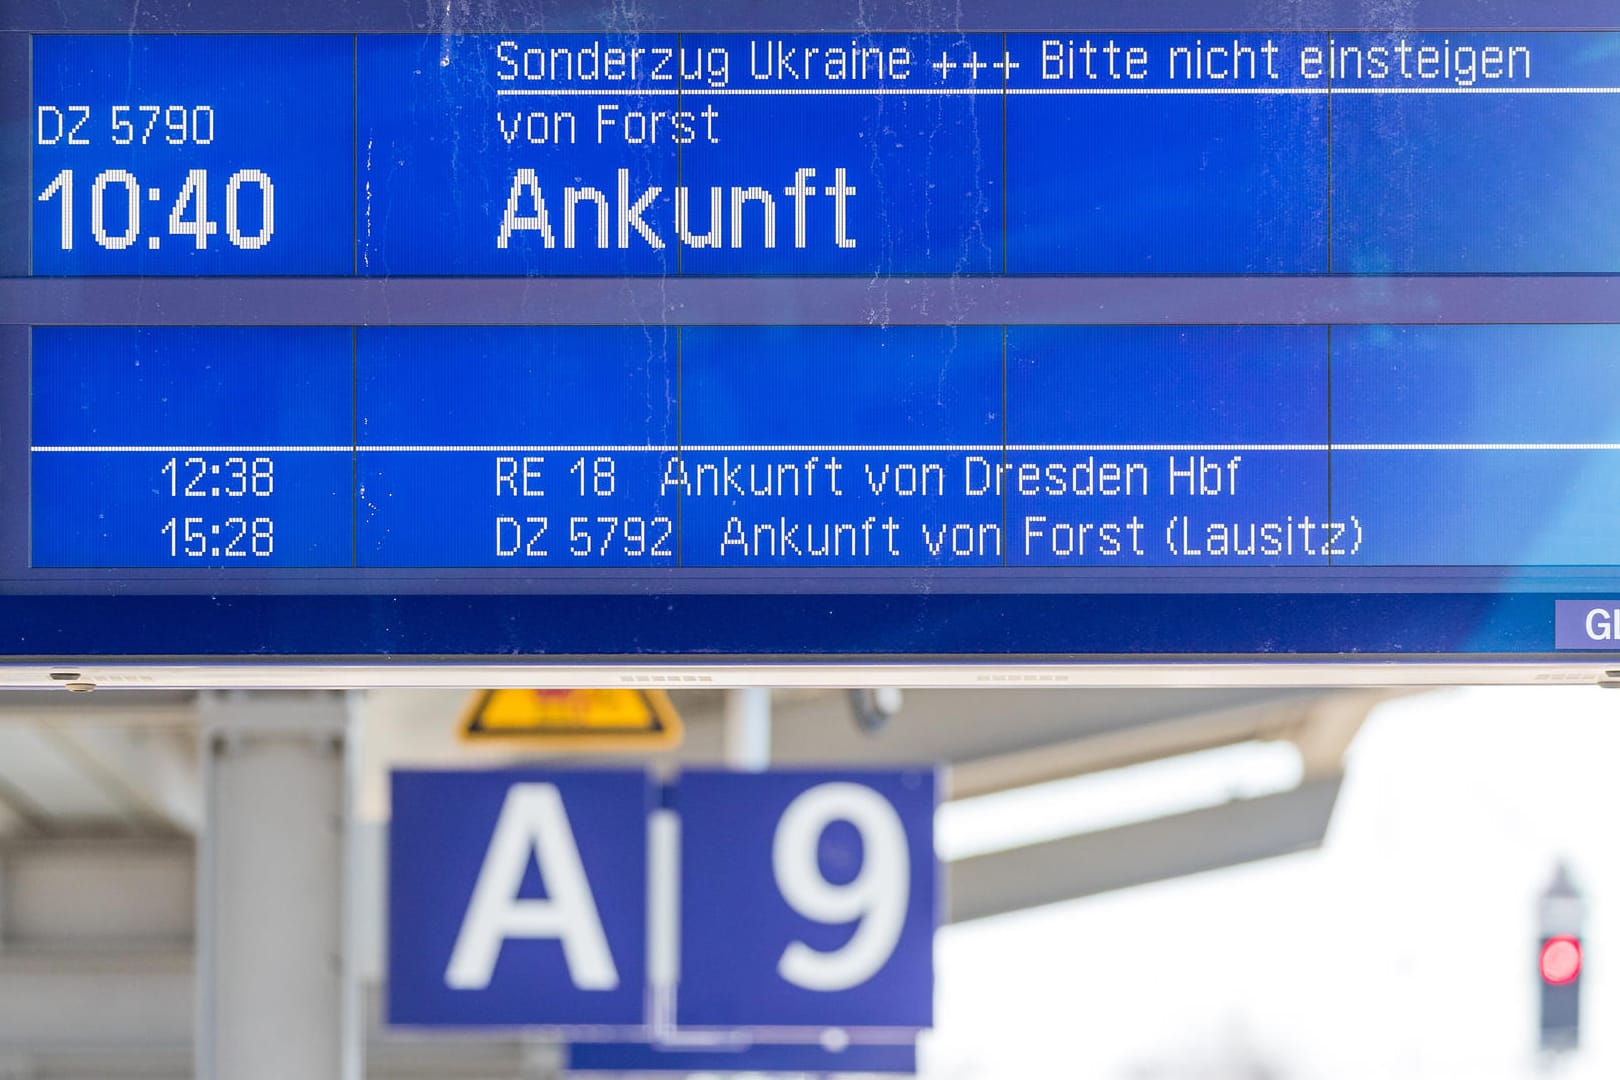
[674,769,938,1030]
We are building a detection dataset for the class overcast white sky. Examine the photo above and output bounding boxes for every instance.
[924,686,1620,1079]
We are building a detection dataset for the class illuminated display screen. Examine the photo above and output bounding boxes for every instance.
[3,1,1620,667]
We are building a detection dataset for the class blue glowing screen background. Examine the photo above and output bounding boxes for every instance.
[3,1,1620,661]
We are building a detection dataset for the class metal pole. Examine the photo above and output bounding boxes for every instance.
[195,691,357,1080]
[723,688,772,772]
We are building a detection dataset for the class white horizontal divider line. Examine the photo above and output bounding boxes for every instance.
[29,445,355,453]
[493,86,1620,96]
[1333,443,1620,451]
[678,444,1003,452]
[1009,444,1322,452]
[1332,86,1620,94]
[31,443,1620,453]
[356,445,682,452]
[500,87,986,95]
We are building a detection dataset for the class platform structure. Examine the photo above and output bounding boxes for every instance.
[0,685,1390,1078]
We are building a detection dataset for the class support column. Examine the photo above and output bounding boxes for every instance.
[723,688,772,772]
[195,691,357,1080]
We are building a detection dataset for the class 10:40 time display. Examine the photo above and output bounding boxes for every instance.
[36,168,275,251]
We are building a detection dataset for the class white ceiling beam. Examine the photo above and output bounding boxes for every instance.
[0,839,194,951]
[43,727,203,835]
[946,775,1344,923]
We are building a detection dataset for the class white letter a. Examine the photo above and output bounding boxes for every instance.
[444,783,619,991]
[496,169,557,250]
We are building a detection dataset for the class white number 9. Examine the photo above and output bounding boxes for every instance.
[772,782,909,992]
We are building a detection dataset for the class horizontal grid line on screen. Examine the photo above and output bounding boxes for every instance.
[33,443,1620,454]
[1331,86,1620,94]
[1334,443,1620,450]
[653,443,993,452]
[29,445,356,454]
[1014,443,1320,452]
[492,86,1620,96]
[499,87,986,95]
[343,444,679,453]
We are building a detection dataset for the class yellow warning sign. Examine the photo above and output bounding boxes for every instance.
[460,689,683,752]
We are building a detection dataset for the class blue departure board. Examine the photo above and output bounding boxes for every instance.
[4,1,1620,675]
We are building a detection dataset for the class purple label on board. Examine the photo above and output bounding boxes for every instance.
[1555,602,1620,650]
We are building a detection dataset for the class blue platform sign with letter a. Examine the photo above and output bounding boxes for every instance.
[389,769,649,1027]
[676,769,937,1031]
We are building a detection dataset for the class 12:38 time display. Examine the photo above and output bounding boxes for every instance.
[161,456,275,498]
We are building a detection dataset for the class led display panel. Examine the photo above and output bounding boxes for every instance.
[3,2,1619,683]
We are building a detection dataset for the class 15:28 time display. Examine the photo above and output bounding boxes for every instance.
[160,516,275,559]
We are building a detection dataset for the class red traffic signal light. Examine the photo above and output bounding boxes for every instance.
[1541,936,1582,986]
